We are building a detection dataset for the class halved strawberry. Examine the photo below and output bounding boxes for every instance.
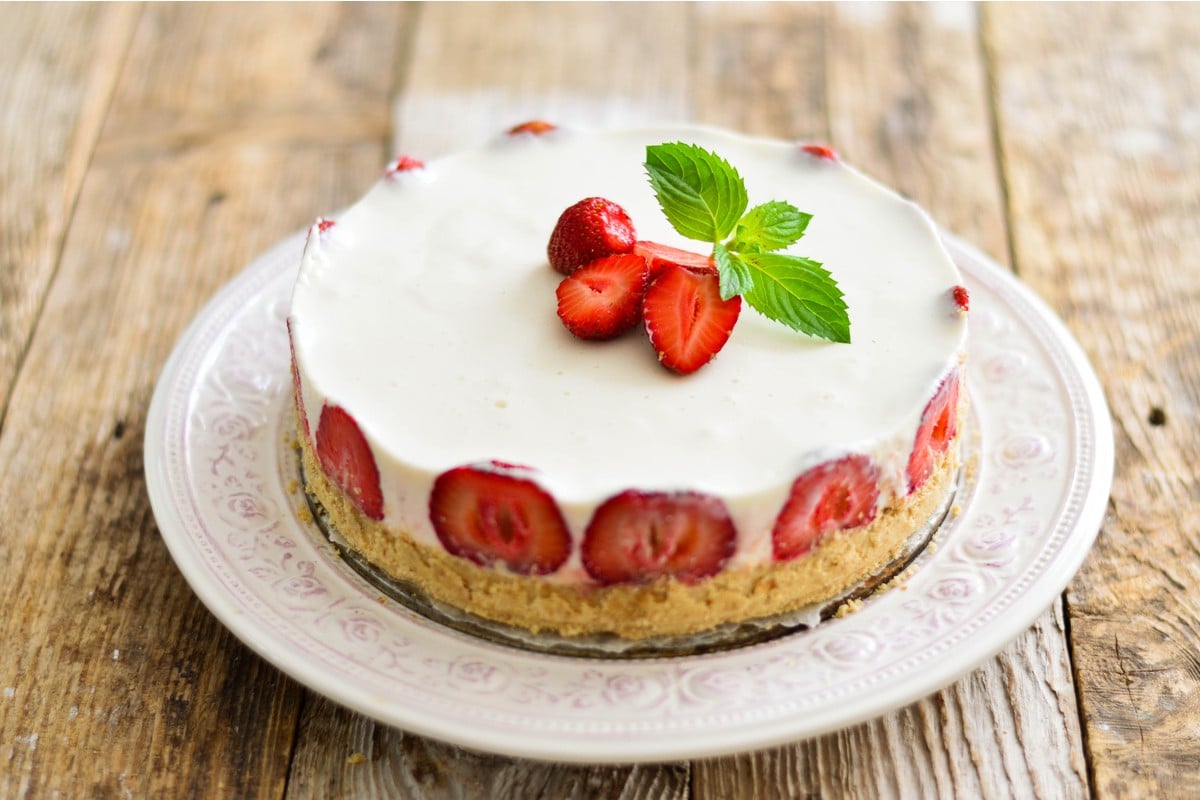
[631,240,716,280]
[429,462,570,575]
[801,143,838,160]
[315,404,384,521]
[581,490,735,585]
[508,120,557,136]
[385,155,425,175]
[906,370,962,493]
[555,254,648,340]
[286,318,309,445]
[951,285,970,315]
[547,197,637,276]
[643,264,741,375]
[772,455,880,562]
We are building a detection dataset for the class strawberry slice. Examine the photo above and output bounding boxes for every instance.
[315,404,384,521]
[906,370,962,493]
[508,120,557,136]
[801,143,838,160]
[555,253,648,340]
[385,154,425,175]
[286,319,309,445]
[547,197,637,276]
[951,285,970,315]
[643,264,741,375]
[631,240,716,279]
[581,490,735,585]
[772,455,880,562]
[429,462,570,575]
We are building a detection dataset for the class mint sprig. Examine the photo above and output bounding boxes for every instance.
[644,142,850,343]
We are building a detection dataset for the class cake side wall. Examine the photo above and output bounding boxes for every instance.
[296,418,962,640]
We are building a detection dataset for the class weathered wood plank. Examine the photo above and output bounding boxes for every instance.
[986,3,1200,797]
[0,4,404,797]
[0,3,137,427]
[695,604,1086,799]
[827,1,1009,263]
[690,2,829,140]
[288,695,689,799]
[691,4,1087,797]
[391,1,691,159]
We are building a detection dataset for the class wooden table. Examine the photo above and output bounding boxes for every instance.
[2,3,1194,796]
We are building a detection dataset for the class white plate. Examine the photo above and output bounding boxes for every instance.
[145,231,1112,764]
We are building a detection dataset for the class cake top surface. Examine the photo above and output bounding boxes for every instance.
[290,125,966,504]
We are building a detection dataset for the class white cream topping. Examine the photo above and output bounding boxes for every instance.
[290,125,966,575]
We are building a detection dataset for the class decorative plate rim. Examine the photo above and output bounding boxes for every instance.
[145,229,1113,763]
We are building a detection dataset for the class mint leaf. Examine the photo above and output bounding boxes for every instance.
[731,201,811,253]
[713,243,753,300]
[741,253,850,343]
[641,141,850,344]
[645,143,749,242]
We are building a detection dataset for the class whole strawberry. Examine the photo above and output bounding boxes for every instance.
[547,197,637,276]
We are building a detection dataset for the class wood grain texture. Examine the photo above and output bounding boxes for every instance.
[986,3,1200,797]
[392,1,691,158]
[827,2,1009,263]
[288,695,690,800]
[690,4,1087,797]
[0,4,404,796]
[695,604,1086,799]
[0,3,137,427]
[690,2,828,140]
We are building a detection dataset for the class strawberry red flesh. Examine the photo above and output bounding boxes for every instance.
[315,404,384,521]
[772,454,880,562]
[555,253,648,340]
[429,464,570,575]
[547,197,637,276]
[951,285,970,314]
[508,120,557,135]
[631,240,716,279]
[582,490,735,585]
[643,264,741,375]
[801,143,838,160]
[906,370,962,494]
[386,155,425,174]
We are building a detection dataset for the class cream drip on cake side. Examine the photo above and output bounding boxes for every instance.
[289,124,967,585]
